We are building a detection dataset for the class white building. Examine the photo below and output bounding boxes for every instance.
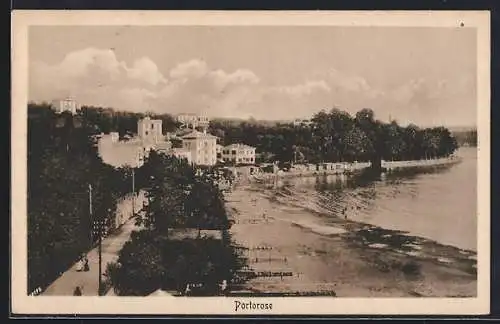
[138,117,163,144]
[98,137,146,168]
[110,132,119,143]
[52,98,79,114]
[169,148,192,164]
[221,143,256,165]
[181,130,218,166]
[176,113,210,130]
[154,141,172,154]
[293,118,313,127]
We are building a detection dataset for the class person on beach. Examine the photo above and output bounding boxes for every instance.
[73,286,82,296]
[75,255,84,272]
[342,207,348,220]
[83,255,90,272]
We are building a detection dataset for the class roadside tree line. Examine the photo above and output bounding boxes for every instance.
[27,104,134,293]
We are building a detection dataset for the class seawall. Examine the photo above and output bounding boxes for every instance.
[244,156,461,183]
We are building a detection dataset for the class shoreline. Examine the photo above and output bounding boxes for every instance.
[225,163,476,297]
[246,156,462,183]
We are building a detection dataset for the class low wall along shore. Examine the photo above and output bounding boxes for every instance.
[246,156,461,181]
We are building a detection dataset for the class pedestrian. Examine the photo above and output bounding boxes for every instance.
[220,280,228,296]
[184,283,191,296]
[75,256,84,272]
[342,207,348,220]
[73,286,82,296]
[83,256,90,272]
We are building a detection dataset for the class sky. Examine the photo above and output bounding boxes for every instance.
[28,26,477,127]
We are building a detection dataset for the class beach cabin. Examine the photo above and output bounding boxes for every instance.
[306,164,316,172]
[110,132,119,143]
[333,163,344,174]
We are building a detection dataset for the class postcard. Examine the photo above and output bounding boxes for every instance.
[11,10,490,315]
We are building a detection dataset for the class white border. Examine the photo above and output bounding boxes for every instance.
[11,10,491,315]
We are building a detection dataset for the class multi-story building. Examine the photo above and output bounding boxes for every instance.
[181,130,218,166]
[176,113,210,130]
[293,118,313,127]
[97,137,146,168]
[221,143,256,165]
[52,97,79,114]
[137,117,163,144]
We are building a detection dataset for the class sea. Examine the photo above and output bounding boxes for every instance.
[268,147,478,252]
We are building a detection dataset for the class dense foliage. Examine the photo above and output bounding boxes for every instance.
[106,233,244,296]
[209,108,458,164]
[27,103,133,293]
[72,104,179,138]
[106,151,243,296]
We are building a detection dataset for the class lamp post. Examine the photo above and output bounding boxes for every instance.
[89,184,93,250]
[98,218,103,296]
[132,167,135,218]
[89,183,104,296]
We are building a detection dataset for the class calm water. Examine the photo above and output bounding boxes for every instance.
[271,147,477,252]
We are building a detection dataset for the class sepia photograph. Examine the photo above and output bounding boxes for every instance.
[11,10,490,315]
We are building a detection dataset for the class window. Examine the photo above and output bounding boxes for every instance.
[232,150,236,155]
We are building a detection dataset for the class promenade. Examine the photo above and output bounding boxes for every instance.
[42,218,138,296]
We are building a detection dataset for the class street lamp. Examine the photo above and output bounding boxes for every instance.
[89,183,104,296]
[125,163,137,220]
[132,167,136,218]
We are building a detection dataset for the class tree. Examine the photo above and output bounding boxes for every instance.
[27,103,132,292]
[209,107,458,166]
[135,151,195,232]
[185,175,230,233]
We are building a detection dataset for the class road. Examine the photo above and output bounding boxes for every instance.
[41,218,138,296]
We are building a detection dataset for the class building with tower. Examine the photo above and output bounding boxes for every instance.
[137,116,163,144]
[176,113,210,130]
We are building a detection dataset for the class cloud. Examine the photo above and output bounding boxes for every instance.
[325,68,383,98]
[272,80,331,97]
[29,48,169,111]
[58,48,125,78]
[127,57,167,85]
[28,50,363,119]
[169,59,208,79]
[209,69,260,91]
[29,47,474,124]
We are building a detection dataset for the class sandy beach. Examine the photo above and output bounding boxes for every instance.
[226,182,477,297]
